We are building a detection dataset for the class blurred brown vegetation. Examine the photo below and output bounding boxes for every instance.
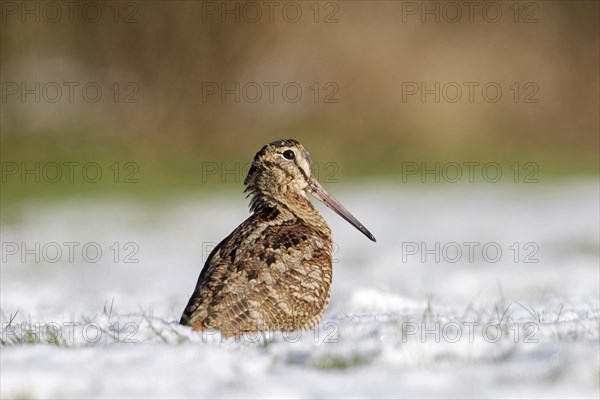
[1,0,598,203]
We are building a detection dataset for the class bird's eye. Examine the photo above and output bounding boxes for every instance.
[283,150,295,160]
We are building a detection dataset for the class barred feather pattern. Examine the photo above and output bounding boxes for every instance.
[180,140,337,337]
[180,205,333,336]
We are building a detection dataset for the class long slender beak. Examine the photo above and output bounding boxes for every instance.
[308,178,376,242]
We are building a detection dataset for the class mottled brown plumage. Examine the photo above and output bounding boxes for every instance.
[180,139,375,336]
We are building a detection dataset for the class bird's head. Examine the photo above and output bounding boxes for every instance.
[244,139,376,242]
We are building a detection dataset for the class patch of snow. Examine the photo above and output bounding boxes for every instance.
[1,181,598,398]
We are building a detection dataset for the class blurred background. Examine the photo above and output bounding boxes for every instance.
[1,1,598,214]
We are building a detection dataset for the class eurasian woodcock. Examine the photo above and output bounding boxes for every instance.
[180,139,376,336]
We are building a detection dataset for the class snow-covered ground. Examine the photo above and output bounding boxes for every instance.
[1,181,599,399]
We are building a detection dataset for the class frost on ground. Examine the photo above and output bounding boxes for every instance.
[1,181,599,399]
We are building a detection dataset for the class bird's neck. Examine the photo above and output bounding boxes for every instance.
[250,190,331,237]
